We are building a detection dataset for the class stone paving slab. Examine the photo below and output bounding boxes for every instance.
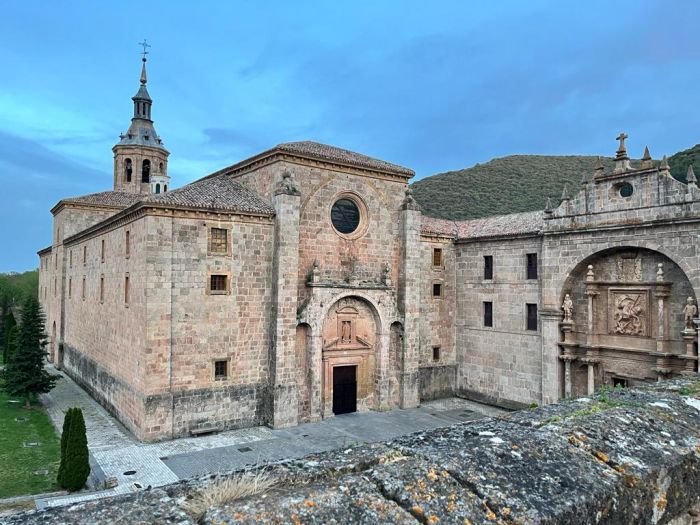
[36,366,504,509]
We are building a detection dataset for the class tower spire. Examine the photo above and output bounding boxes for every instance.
[113,41,170,195]
[139,39,150,85]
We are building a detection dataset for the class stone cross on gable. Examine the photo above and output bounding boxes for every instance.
[616,132,628,155]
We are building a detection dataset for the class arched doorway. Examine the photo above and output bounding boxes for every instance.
[321,296,380,417]
[558,247,697,397]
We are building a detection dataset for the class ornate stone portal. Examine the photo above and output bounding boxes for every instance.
[321,297,378,417]
[559,250,698,398]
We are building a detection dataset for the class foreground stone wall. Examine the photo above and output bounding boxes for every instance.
[13,378,700,524]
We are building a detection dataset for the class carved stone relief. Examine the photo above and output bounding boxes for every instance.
[615,252,642,282]
[610,290,648,336]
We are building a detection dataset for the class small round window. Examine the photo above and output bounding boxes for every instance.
[618,182,633,198]
[331,198,361,234]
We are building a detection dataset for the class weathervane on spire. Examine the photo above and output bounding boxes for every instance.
[138,39,151,62]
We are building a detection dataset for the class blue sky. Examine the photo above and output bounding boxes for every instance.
[1,1,699,271]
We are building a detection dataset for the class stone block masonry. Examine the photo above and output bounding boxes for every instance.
[12,378,700,524]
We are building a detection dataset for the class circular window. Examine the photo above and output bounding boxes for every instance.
[618,182,633,198]
[331,198,361,234]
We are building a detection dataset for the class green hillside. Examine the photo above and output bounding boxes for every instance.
[0,270,39,306]
[412,144,700,220]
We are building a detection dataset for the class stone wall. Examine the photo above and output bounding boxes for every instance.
[418,235,457,399]
[13,378,700,524]
[455,235,543,408]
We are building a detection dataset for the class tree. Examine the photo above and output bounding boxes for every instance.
[0,297,57,407]
[57,408,75,488]
[2,310,17,364]
[59,408,90,491]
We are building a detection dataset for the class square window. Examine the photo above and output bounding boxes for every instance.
[209,227,229,254]
[483,301,493,327]
[432,346,440,361]
[526,303,538,331]
[432,282,442,297]
[210,274,228,294]
[432,248,442,268]
[526,253,538,280]
[483,255,493,280]
[214,359,228,380]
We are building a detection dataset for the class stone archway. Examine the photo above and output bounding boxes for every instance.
[557,247,697,398]
[321,296,381,417]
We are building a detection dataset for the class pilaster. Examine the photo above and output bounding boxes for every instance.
[270,173,301,428]
[399,188,421,408]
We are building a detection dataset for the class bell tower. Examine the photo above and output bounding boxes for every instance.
[113,41,170,195]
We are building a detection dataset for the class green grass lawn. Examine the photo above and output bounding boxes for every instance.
[0,391,60,498]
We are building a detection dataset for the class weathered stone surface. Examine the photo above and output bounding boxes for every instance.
[10,379,700,524]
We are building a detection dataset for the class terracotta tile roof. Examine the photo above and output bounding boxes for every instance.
[60,191,145,208]
[456,210,544,239]
[421,210,544,240]
[421,216,459,236]
[144,173,275,215]
[275,141,414,177]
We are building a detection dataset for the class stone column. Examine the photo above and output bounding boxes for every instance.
[580,357,599,395]
[655,265,671,353]
[584,265,599,349]
[398,188,421,409]
[270,172,301,428]
[308,333,323,422]
[541,307,563,403]
[377,329,392,411]
[559,355,575,398]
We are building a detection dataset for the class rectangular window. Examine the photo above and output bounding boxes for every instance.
[214,359,228,380]
[483,301,493,327]
[125,230,130,257]
[83,246,87,265]
[484,255,493,280]
[124,274,130,305]
[432,282,442,298]
[209,227,229,254]
[100,276,105,303]
[526,253,538,280]
[81,276,86,301]
[432,248,442,268]
[432,346,441,361]
[68,278,72,298]
[55,253,58,269]
[69,250,73,268]
[209,274,228,294]
[53,278,57,297]
[101,239,105,263]
[526,303,538,331]
[612,377,628,388]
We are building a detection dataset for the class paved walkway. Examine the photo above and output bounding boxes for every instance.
[36,367,505,509]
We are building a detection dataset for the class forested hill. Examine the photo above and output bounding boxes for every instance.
[412,144,700,221]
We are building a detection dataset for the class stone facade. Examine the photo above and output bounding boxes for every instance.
[36,60,700,440]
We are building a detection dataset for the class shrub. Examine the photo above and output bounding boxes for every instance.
[57,408,75,487]
[59,408,90,491]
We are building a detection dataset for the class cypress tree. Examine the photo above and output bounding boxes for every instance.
[57,408,75,488]
[61,408,90,491]
[2,310,16,364]
[0,297,57,407]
